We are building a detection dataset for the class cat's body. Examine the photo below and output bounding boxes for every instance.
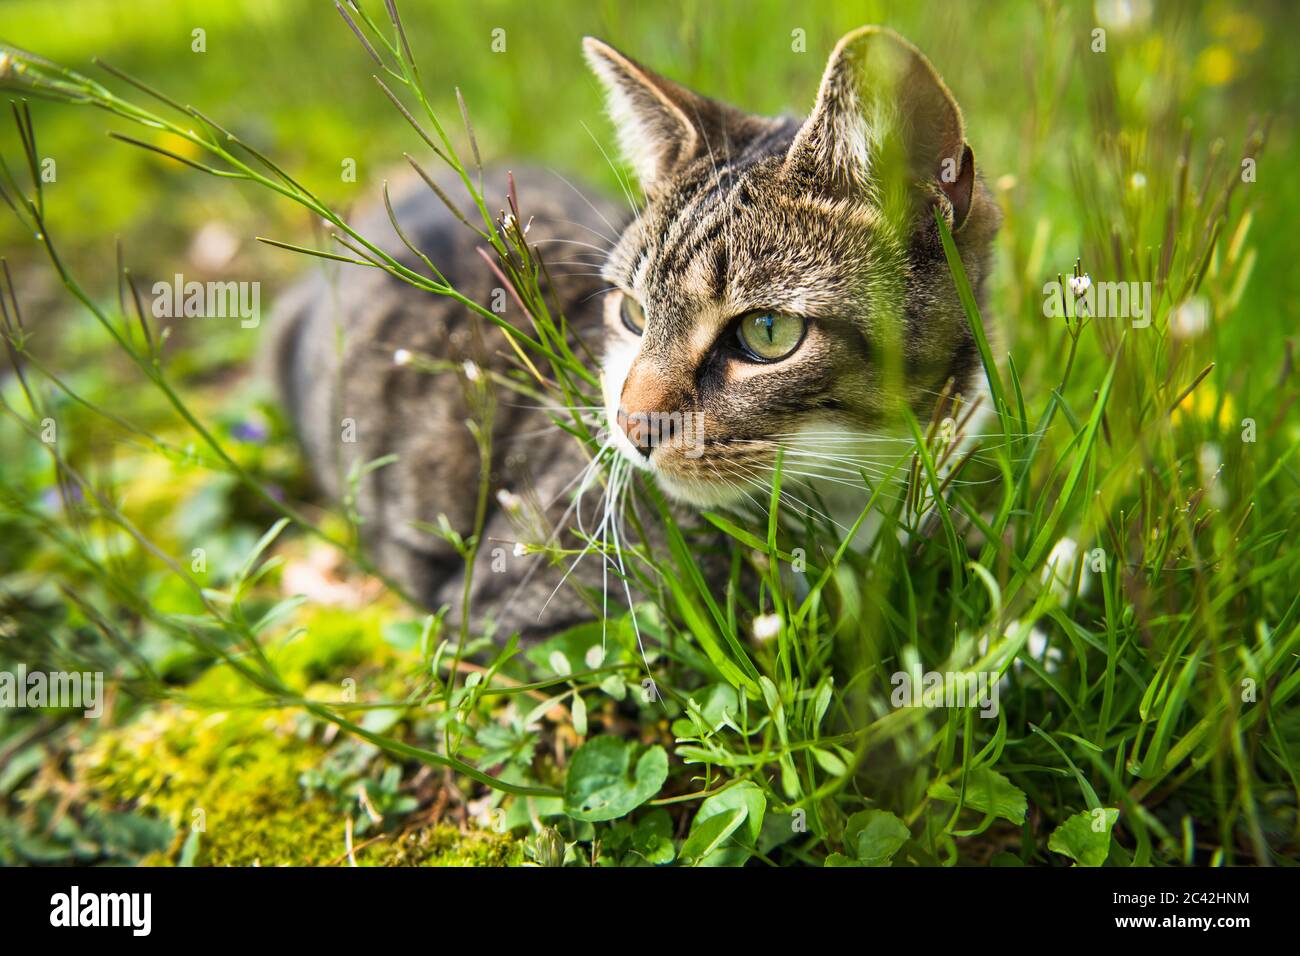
[270,169,628,636]
[270,27,1000,639]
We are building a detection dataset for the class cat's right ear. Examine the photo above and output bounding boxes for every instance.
[583,37,744,192]
[785,27,975,229]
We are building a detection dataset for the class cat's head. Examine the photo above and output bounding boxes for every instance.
[584,27,1000,507]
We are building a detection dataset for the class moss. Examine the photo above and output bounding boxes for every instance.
[78,700,522,866]
[78,704,338,864]
[374,825,523,867]
[72,601,523,866]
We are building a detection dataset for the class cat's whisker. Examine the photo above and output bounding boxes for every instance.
[597,457,622,655]
[579,285,620,305]
[766,449,898,477]
[545,257,611,270]
[768,433,1034,458]
[547,218,618,249]
[545,168,624,246]
[546,259,610,271]
[534,444,619,618]
[767,431,1017,441]
[530,237,614,255]
[495,438,614,629]
[498,401,604,412]
[752,463,874,491]
[718,460,854,535]
[579,119,644,234]
[708,459,768,515]
[604,461,657,690]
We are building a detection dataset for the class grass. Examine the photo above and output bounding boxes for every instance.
[1,0,1298,867]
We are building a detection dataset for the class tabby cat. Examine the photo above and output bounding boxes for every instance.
[270,26,1000,638]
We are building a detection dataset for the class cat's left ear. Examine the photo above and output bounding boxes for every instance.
[583,37,760,192]
[786,27,975,229]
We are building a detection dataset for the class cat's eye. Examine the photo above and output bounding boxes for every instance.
[735,311,806,362]
[620,294,646,335]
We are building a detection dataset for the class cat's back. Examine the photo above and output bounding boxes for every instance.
[268,165,624,629]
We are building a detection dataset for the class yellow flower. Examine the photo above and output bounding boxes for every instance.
[1172,387,1235,431]
[1195,46,1236,86]
[156,131,203,162]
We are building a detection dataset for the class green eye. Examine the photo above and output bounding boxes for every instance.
[736,312,806,361]
[620,294,646,334]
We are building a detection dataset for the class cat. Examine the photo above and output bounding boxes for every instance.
[269,26,1000,639]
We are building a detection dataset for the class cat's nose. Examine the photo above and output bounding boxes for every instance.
[616,407,655,459]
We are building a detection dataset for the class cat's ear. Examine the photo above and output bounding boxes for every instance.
[785,27,974,229]
[583,37,755,191]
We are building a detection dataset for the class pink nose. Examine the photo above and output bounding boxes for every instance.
[616,407,655,459]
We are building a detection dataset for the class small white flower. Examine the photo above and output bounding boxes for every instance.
[512,542,528,558]
[1129,171,1148,191]
[752,613,782,642]
[1171,297,1210,340]
[1198,442,1227,507]
[1067,274,1092,297]
[585,645,605,669]
[462,359,481,382]
[1094,0,1153,33]
[392,348,413,366]
[496,489,522,511]
[1042,536,1085,603]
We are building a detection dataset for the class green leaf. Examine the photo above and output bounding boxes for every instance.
[679,807,745,865]
[670,683,739,738]
[811,679,834,732]
[843,809,910,866]
[234,517,290,586]
[1048,808,1119,867]
[630,809,676,865]
[380,619,425,652]
[600,674,627,701]
[928,767,1027,825]
[178,828,201,867]
[525,620,619,671]
[689,781,767,866]
[810,746,848,777]
[360,707,403,734]
[563,736,668,822]
[570,692,588,738]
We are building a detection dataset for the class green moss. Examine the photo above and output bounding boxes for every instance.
[71,597,522,866]
[78,701,521,866]
[78,704,336,864]
[374,825,523,867]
